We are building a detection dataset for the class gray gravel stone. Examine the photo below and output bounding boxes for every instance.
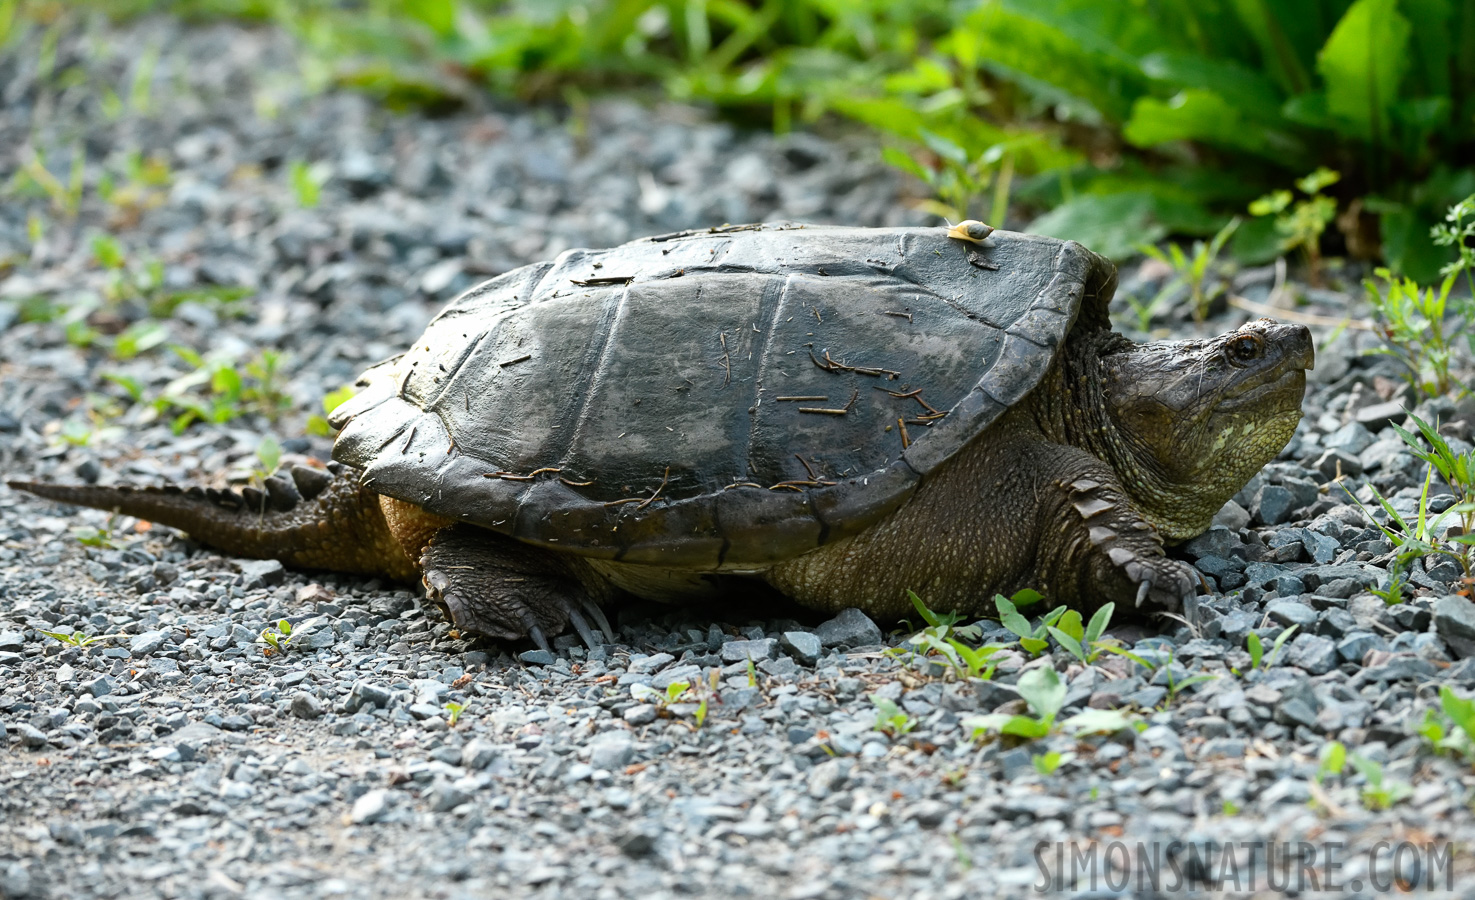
[128,629,169,656]
[290,693,325,719]
[623,704,658,726]
[1285,634,1340,675]
[348,680,392,711]
[780,630,822,665]
[518,649,556,666]
[1435,595,1475,658]
[815,608,882,648]
[0,631,23,652]
[237,559,286,588]
[1265,600,1317,629]
[15,722,47,749]
[461,739,499,770]
[590,732,635,770]
[721,638,777,662]
[350,789,393,824]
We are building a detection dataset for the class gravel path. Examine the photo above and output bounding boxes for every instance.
[4,16,1475,900]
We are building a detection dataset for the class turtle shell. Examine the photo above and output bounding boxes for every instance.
[330,224,1116,569]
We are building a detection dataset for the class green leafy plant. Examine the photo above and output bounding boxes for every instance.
[72,524,120,549]
[1249,168,1339,284]
[995,591,1066,657]
[1160,649,1217,701]
[289,159,324,208]
[1031,750,1070,776]
[1245,625,1298,672]
[1046,602,1116,665]
[39,629,111,648]
[1342,419,1474,601]
[444,700,466,727]
[1364,193,1475,399]
[871,694,917,737]
[1425,686,1475,759]
[1318,740,1347,783]
[963,666,1131,741]
[1133,216,1241,326]
[896,591,1005,680]
[255,434,282,482]
[1351,753,1412,811]
[257,619,292,654]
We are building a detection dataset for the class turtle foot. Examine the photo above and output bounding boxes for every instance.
[419,525,611,651]
[1060,476,1198,616]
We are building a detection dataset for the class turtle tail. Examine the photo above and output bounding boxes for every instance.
[7,464,418,579]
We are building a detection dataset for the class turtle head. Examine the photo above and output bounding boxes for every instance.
[1099,319,1314,540]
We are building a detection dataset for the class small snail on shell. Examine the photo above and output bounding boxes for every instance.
[945,220,994,244]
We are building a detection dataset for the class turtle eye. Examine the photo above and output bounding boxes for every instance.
[1228,334,1262,363]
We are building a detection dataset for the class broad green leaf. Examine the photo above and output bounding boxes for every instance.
[1442,685,1475,737]
[1401,0,1452,96]
[1137,51,1283,118]
[1319,740,1346,778]
[1124,89,1275,157]
[1047,626,1085,663]
[1084,603,1114,645]
[1247,631,1264,668]
[1020,637,1049,655]
[1014,666,1066,722]
[1055,610,1084,643]
[1027,192,1165,261]
[1063,708,1131,735]
[995,595,1033,639]
[907,590,940,628]
[1378,207,1449,284]
[1316,0,1411,143]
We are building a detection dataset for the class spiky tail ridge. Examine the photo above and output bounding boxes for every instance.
[7,464,417,579]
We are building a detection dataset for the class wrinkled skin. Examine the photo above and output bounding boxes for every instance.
[9,318,1312,650]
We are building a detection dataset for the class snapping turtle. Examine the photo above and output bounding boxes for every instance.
[11,224,1312,649]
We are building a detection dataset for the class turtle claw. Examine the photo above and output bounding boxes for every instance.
[566,608,600,650]
[1135,580,1151,608]
[527,624,552,655]
[580,597,615,643]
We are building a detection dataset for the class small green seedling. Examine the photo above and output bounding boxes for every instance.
[1032,751,1071,776]
[1246,625,1298,671]
[255,434,282,482]
[963,666,1131,741]
[39,630,105,649]
[745,656,758,688]
[1351,753,1412,811]
[1160,650,1217,702]
[1133,216,1240,326]
[693,696,708,728]
[870,695,917,737]
[1318,740,1346,783]
[444,700,466,727]
[1249,167,1340,286]
[258,619,292,654]
[290,160,324,208]
[898,591,1001,679]
[1047,602,1116,665]
[996,592,1066,656]
[665,681,690,705]
[73,524,120,549]
[1421,686,1475,759]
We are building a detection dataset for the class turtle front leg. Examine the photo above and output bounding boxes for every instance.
[418,525,615,651]
[1040,465,1198,616]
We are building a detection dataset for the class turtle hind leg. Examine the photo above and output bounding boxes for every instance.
[419,524,614,651]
